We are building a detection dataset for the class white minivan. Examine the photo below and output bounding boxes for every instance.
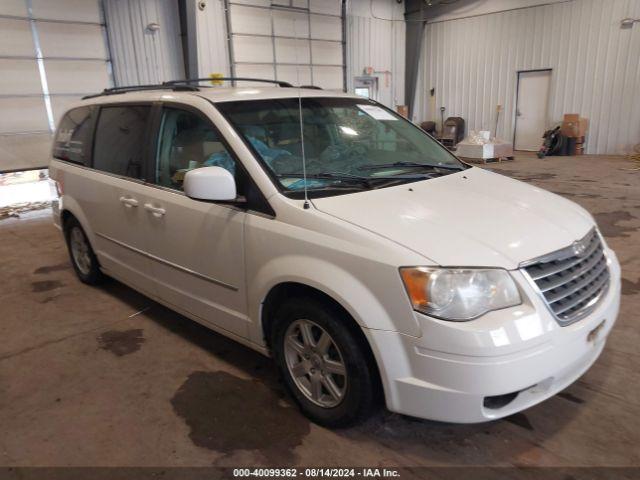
[49,80,620,427]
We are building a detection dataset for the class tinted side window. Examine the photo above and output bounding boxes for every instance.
[154,108,237,191]
[93,106,150,179]
[53,107,93,164]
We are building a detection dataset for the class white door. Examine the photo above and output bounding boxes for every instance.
[514,70,551,151]
[142,106,249,338]
[85,105,156,296]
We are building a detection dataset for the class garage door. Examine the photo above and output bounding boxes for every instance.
[0,0,113,172]
[226,0,345,90]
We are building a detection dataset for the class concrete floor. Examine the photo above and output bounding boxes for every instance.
[0,153,638,468]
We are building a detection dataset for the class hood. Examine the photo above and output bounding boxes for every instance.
[312,167,594,269]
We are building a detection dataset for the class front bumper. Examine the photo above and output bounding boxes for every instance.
[365,249,621,423]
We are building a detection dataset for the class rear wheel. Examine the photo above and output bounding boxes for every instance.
[64,217,103,285]
[271,297,376,427]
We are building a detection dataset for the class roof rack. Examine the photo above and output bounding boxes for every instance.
[163,77,294,88]
[81,77,305,100]
[82,83,198,100]
[299,85,323,90]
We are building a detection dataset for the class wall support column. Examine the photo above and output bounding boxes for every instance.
[404,0,426,119]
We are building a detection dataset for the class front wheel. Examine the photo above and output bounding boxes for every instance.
[271,297,376,427]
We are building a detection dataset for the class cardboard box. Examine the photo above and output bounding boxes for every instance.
[561,114,588,137]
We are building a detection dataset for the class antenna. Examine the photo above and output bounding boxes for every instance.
[292,17,310,209]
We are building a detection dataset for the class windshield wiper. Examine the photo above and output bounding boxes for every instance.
[277,171,434,190]
[358,161,465,172]
[276,172,375,188]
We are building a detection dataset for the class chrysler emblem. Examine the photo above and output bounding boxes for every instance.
[572,238,589,257]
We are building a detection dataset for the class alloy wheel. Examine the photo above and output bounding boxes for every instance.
[283,319,347,408]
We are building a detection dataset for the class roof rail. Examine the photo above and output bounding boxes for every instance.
[299,85,322,90]
[163,77,294,88]
[82,83,198,100]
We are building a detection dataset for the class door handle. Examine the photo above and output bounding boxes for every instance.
[119,196,139,208]
[144,203,166,217]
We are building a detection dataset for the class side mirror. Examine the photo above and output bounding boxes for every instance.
[184,166,238,202]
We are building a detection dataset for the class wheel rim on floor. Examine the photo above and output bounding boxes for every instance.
[284,318,347,408]
[70,227,91,275]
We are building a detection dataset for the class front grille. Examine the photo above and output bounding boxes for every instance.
[523,229,609,325]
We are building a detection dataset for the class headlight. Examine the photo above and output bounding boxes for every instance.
[399,267,521,321]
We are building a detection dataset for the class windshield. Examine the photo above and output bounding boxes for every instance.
[215,97,465,196]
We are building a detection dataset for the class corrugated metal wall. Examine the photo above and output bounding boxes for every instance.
[415,0,640,154]
[195,0,230,77]
[346,0,405,109]
[103,0,185,86]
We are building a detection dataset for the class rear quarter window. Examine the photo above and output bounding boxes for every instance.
[53,107,93,165]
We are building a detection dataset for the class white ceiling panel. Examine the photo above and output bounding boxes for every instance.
[0,97,49,134]
[312,66,343,90]
[0,0,28,17]
[230,5,271,35]
[31,0,101,23]
[310,0,341,16]
[233,35,274,63]
[45,60,109,94]
[273,10,309,37]
[311,41,342,65]
[0,59,42,95]
[310,14,342,41]
[38,22,107,59]
[0,18,35,57]
[275,38,310,64]
[276,65,311,86]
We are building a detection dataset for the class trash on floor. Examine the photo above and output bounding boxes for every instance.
[0,201,52,221]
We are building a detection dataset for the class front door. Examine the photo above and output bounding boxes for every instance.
[514,70,551,151]
[141,106,249,338]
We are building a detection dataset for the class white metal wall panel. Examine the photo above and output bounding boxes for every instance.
[45,60,111,94]
[346,0,405,109]
[37,23,107,58]
[0,18,35,56]
[103,0,185,86]
[309,14,341,40]
[0,59,42,94]
[0,133,53,173]
[1,0,27,16]
[0,98,49,133]
[30,0,101,22]
[310,0,341,16]
[195,0,230,77]
[415,0,640,154]
[275,38,311,63]
[228,0,345,90]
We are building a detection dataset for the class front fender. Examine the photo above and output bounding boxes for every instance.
[248,254,421,345]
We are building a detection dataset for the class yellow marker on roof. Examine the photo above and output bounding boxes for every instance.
[209,73,224,86]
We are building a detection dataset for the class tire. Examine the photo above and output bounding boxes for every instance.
[64,216,103,285]
[271,297,376,427]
